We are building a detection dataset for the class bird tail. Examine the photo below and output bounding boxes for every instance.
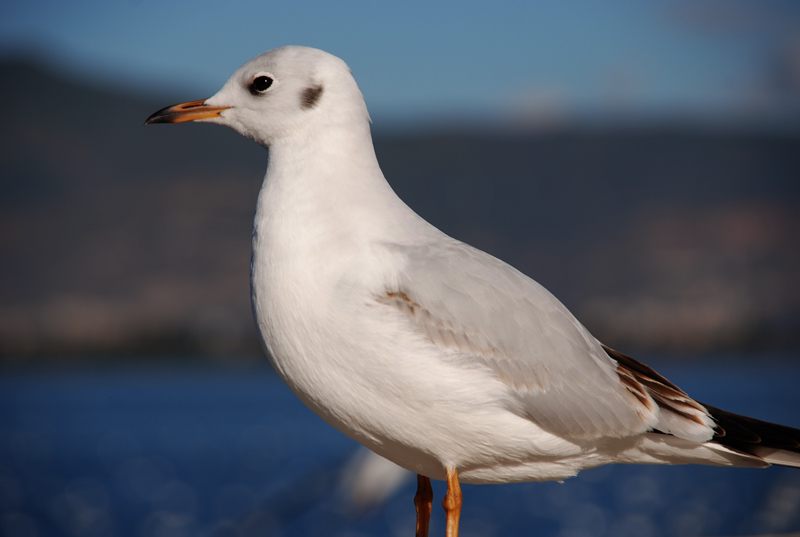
[702,402,800,468]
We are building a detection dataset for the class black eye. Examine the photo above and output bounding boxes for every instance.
[251,75,274,94]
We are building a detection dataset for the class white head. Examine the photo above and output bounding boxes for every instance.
[145,46,370,147]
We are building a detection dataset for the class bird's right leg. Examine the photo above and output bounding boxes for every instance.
[443,467,462,537]
[415,474,433,537]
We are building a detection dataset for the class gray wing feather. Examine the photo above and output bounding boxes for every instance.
[381,239,661,440]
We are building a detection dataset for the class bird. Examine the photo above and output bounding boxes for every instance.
[146,46,800,537]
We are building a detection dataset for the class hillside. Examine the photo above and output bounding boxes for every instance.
[1,59,799,359]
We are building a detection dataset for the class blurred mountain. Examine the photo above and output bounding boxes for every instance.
[1,58,799,360]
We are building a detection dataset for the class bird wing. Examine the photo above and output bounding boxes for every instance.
[379,239,714,442]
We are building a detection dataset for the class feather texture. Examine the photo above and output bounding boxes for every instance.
[378,240,717,443]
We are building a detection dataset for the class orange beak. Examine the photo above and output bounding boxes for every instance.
[144,99,230,125]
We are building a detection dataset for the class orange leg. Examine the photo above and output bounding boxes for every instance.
[415,474,433,537]
[443,467,462,537]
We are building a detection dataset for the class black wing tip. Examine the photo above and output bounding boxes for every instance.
[704,402,800,454]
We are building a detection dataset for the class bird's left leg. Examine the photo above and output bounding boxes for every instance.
[415,474,433,537]
[443,467,462,537]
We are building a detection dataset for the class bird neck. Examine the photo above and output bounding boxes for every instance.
[253,121,416,255]
[268,119,383,195]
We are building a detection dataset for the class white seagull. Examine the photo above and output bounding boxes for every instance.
[146,46,800,537]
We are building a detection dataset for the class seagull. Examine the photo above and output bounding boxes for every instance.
[146,46,800,537]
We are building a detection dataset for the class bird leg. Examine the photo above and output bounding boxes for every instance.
[415,474,433,537]
[443,467,462,537]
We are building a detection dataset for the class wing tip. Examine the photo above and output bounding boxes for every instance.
[704,402,800,469]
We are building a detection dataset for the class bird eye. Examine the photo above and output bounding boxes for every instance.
[250,75,274,94]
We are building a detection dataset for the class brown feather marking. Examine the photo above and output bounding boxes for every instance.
[301,84,324,109]
[616,365,653,409]
[376,290,503,359]
[380,291,419,316]
[606,345,709,426]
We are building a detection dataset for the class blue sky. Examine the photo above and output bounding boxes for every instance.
[2,0,799,127]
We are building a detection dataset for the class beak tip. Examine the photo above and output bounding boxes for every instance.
[143,112,172,125]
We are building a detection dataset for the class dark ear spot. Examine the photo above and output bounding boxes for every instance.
[301,84,324,109]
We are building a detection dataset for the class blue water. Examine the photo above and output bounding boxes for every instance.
[1,356,799,537]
